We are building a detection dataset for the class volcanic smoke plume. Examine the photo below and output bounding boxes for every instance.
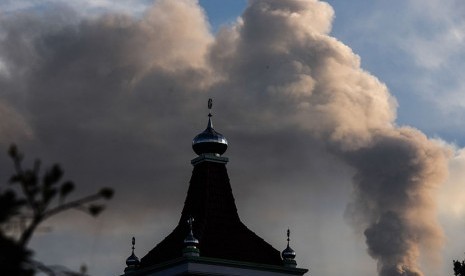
[209,1,450,275]
[342,129,448,276]
[0,0,451,275]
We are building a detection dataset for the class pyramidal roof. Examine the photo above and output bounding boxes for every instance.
[140,160,282,267]
[140,100,282,267]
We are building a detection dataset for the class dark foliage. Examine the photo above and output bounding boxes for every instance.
[0,144,114,275]
[454,256,465,276]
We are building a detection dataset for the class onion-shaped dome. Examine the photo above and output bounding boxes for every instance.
[282,229,297,268]
[126,252,140,267]
[192,110,228,156]
[125,237,140,272]
[282,244,296,260]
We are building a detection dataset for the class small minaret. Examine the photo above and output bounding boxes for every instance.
[182,216,200,257]
[124,237,140,273]
[282,229,297,268]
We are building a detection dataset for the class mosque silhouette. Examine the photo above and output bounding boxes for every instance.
[121,100,308,276]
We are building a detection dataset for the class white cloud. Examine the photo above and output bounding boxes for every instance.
[439,147,465,217]
[400,1,465,70]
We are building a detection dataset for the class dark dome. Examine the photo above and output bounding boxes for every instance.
[126,252,140,266]
[281,245,296,260]
[192,116,228,155]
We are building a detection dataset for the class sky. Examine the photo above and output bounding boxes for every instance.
[0,1,465,276]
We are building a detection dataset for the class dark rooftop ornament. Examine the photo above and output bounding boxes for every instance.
[282,229,297,268]
[192,98,228,156]
[124,237,140,273]
[183,216,200,257]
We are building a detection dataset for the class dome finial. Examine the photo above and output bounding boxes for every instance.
[282,228,297,268]
[287,229,290,246]
[183,216,200,257]
[124,236,140,273]
[208,98,213,114]
[207,98,213,128]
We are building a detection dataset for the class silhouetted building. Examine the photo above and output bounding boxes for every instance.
[121,100,308,276]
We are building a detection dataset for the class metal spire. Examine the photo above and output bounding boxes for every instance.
[208,98,213,113]
[287,228,290,247]
[188,217,195,236]
[207,98,213,129]
[132,236,135,254]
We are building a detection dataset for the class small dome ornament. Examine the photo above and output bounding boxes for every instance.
[192,99,228,156]
[124,237,140,273]
[183,216,200,257]
[282,229,297,268]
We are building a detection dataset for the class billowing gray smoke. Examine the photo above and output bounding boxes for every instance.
[0,0,450,275]
[208,1,450,275]
[342,129,448,275]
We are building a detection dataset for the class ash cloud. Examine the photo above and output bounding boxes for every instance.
[0,0,453,275]
[343,129,448,275]
[207,2,450,274]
